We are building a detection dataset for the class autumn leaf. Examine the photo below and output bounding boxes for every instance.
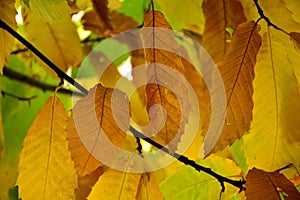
[22,1,83,75]
[67,84,130,176]
[202,0,246,63]
[88,156,141,199]
[74,167,103,200]
[290,32,300,51]
[200,21,261,156]
[17,96,77,200]
[243,27,300,171]
[136,173,163,200]
[245,168,300,200]
[0,0,17,74]
[82,10,138,37]
[140,11,191,153]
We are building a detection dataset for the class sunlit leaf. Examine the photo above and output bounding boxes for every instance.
[17,96,77,200]
[88,156,141,199]
[202,0,246,63]
[29,0,69,22]
[201,21,262,156]
[66,84,130,176]
[0,0,17,74]
[245,168,300,200]
[22,2,83,75]
[160,155,242,200]
[243,27,300,171]
[142,11,190,153]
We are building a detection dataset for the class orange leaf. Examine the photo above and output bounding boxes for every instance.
[202,0,246,63]
[67,84,130,176]
[142,11,190,153]
[201,21,262,156]
[136,173,163,200]
[245,168,300,200]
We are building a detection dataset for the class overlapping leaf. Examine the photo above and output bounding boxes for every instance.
[202,0,246,63]
[0,0,17,74]
[141,11,190,153]
[91,0,113,36]
[17,96,77,200]
[22,2,83,75]
[66,84,130,176]
[245,168,300,200]
[201,21,262,156]
[243,28,300,171]
[88,156,142,199]
[136,173,163,200]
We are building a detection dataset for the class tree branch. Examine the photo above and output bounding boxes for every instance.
[0,17,245,192]
[1,90,37,105]
[0,19,88,95]
[2,66,85,97]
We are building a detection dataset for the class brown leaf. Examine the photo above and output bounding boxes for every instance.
[290,32,300,52]
[82,10,138,37]
[0,0,17,74]
[141,11,191,153]
[74,167,103,200]
[201,21,262,156]
[202,0,246,63]
[91,0,113,36]
[136,173,163,200]
[245,168,300,200]
[66,84,130,176]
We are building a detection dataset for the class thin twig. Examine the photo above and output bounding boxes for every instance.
[2,67,85,97]
[0,19,88,96]
[1,90,37,105]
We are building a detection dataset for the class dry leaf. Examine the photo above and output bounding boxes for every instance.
[245,168,300,200]
[290,32,300,51]
[91,0,113,37]
[82,10,138,37]
[202,0,246,63]
[141,11,190,153]
[201,21,262,156]
[0,0,17,74]
[22,2,83,75]
[17,96,77,200]
[67,84,130,176]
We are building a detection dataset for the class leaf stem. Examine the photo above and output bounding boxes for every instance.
[0,19,88,96]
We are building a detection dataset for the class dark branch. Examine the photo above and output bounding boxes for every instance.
[2,67,85,97]
[254,0,289,35]
[129,127,246,192]
[0,19,88,96]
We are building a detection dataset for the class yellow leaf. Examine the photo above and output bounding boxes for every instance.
[88,157,141,200]
[201,21,262,156]
[142,11,191,153]
[0,0,17,74]
[202,0,246,63]
[245,168,300,200]
[243,27,300,171]
[67,84,130,176]
[290,32,300,52]
[136,173,163,200]
[22,2,83,75]
[17,96,77,200]
[285,0,300,24]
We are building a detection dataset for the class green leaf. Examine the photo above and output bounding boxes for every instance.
[160,155,242,199]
